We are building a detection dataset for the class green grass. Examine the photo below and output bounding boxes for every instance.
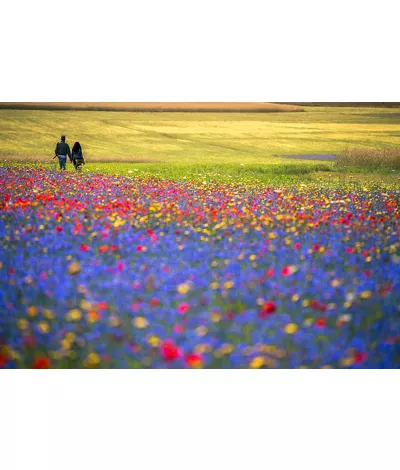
[3,160,400,189]
[1,106,399,164]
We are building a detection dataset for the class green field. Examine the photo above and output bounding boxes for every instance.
[1,105,399,186]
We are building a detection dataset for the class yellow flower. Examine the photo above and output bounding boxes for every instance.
[284,323,299,334]
[9,348,21,361]
[61,339,71,351]
[360,290,373,299]
[65,332,76,343]
[194,343,212,354]
[196,326,208,337]
[133,316,148,329]
[66,309,82,321]
[341,357,355,367]
[223,280,234,289]
[87,352,100,367]
[147,335,161,347]
[177,283,190,295]
[211,312,221,323]
[250,356,265,369]
[38,321,50,334]
[27,306,38,317]
[43,309,55,320]
[303,318,313,327]
[80,300,93,311]
[113,218,126,228]
[18,319,29,330]
[220,343,234,354]
[68,261,81,275]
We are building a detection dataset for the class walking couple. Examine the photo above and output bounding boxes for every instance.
[54,135,85,170]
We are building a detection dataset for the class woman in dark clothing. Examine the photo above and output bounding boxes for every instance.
[71,142,85,170]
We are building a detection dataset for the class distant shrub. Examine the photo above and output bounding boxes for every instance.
[336,148,400,170]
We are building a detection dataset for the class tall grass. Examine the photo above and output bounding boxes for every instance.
[336,148,400,170]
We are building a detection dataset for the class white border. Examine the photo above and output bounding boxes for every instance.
[1,372,400,470]
[1,1,399,469]
[1,0,399,101]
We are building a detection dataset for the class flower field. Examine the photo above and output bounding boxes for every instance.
[1,167,399,368]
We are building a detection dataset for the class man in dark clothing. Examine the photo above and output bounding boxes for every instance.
[53,135,71,170]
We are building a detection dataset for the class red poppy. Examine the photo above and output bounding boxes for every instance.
[354,351,368,364]
[80,244,89,252]
[281,266,292,276]
[259,301,276,318]
[315,318,327,328]
[185,353,203,368]
[136,245,145,252]
[265,268,274,277]
[33,356,51,369]
[55,225,63,232]
[177,303,190,314]
[310,300,327,312]
[160,340,181,362]
[0,353,10,368]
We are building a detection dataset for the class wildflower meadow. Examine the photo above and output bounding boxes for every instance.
[1,166,399,368]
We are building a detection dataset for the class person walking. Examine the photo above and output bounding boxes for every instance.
[71,142,85,170]
[53,135,71,170]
